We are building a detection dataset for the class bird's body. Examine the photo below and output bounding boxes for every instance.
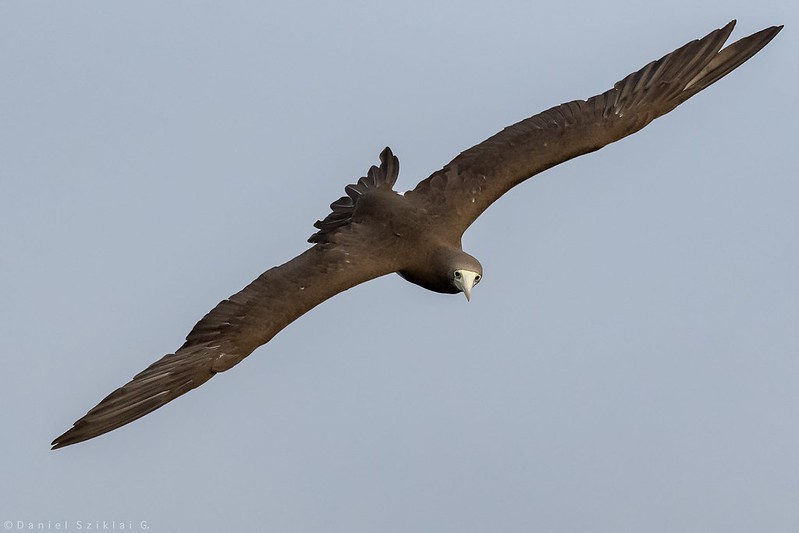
[53,21,782,449]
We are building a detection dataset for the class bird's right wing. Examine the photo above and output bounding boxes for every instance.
[406,21,782,236]
[52,154,403,449]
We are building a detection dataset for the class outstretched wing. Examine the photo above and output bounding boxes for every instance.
[406,21,782,235]
[52,153,402,449]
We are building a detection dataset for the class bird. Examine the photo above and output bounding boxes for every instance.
[52,20,782,449]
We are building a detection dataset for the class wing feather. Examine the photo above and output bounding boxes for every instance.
[406,21,782,234]
[52,228,397,449]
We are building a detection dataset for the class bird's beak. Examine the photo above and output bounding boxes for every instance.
[454,270,480,302]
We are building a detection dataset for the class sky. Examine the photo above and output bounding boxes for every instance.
[2,1,797,532]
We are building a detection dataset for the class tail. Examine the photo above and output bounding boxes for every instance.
[309,147,400,243]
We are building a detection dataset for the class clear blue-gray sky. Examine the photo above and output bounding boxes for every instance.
[2,1,797,532]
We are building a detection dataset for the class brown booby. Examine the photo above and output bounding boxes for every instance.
[52,21,782,449]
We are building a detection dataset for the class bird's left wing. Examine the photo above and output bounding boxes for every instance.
[52,153,403,449]
[405,21,781,236]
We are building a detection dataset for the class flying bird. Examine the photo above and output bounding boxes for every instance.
[52,21,782,449]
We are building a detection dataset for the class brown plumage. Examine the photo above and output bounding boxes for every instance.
[52,21,781,449]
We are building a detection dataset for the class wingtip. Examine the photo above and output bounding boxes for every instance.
[764,24,784,42]
[50,428,77,450]
[719,20,785,43]
[735,23,784,57]
[718,20,737,41]
[51,419,101,450]
[730,20,782,31]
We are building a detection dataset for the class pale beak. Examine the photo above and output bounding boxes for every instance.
[454,270,480,302]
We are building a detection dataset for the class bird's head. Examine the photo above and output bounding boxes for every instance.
[450,253,483,301]
[397,247,483,299]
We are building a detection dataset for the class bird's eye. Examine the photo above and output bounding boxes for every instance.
[474,275,481,283]
[454,271,462,279]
